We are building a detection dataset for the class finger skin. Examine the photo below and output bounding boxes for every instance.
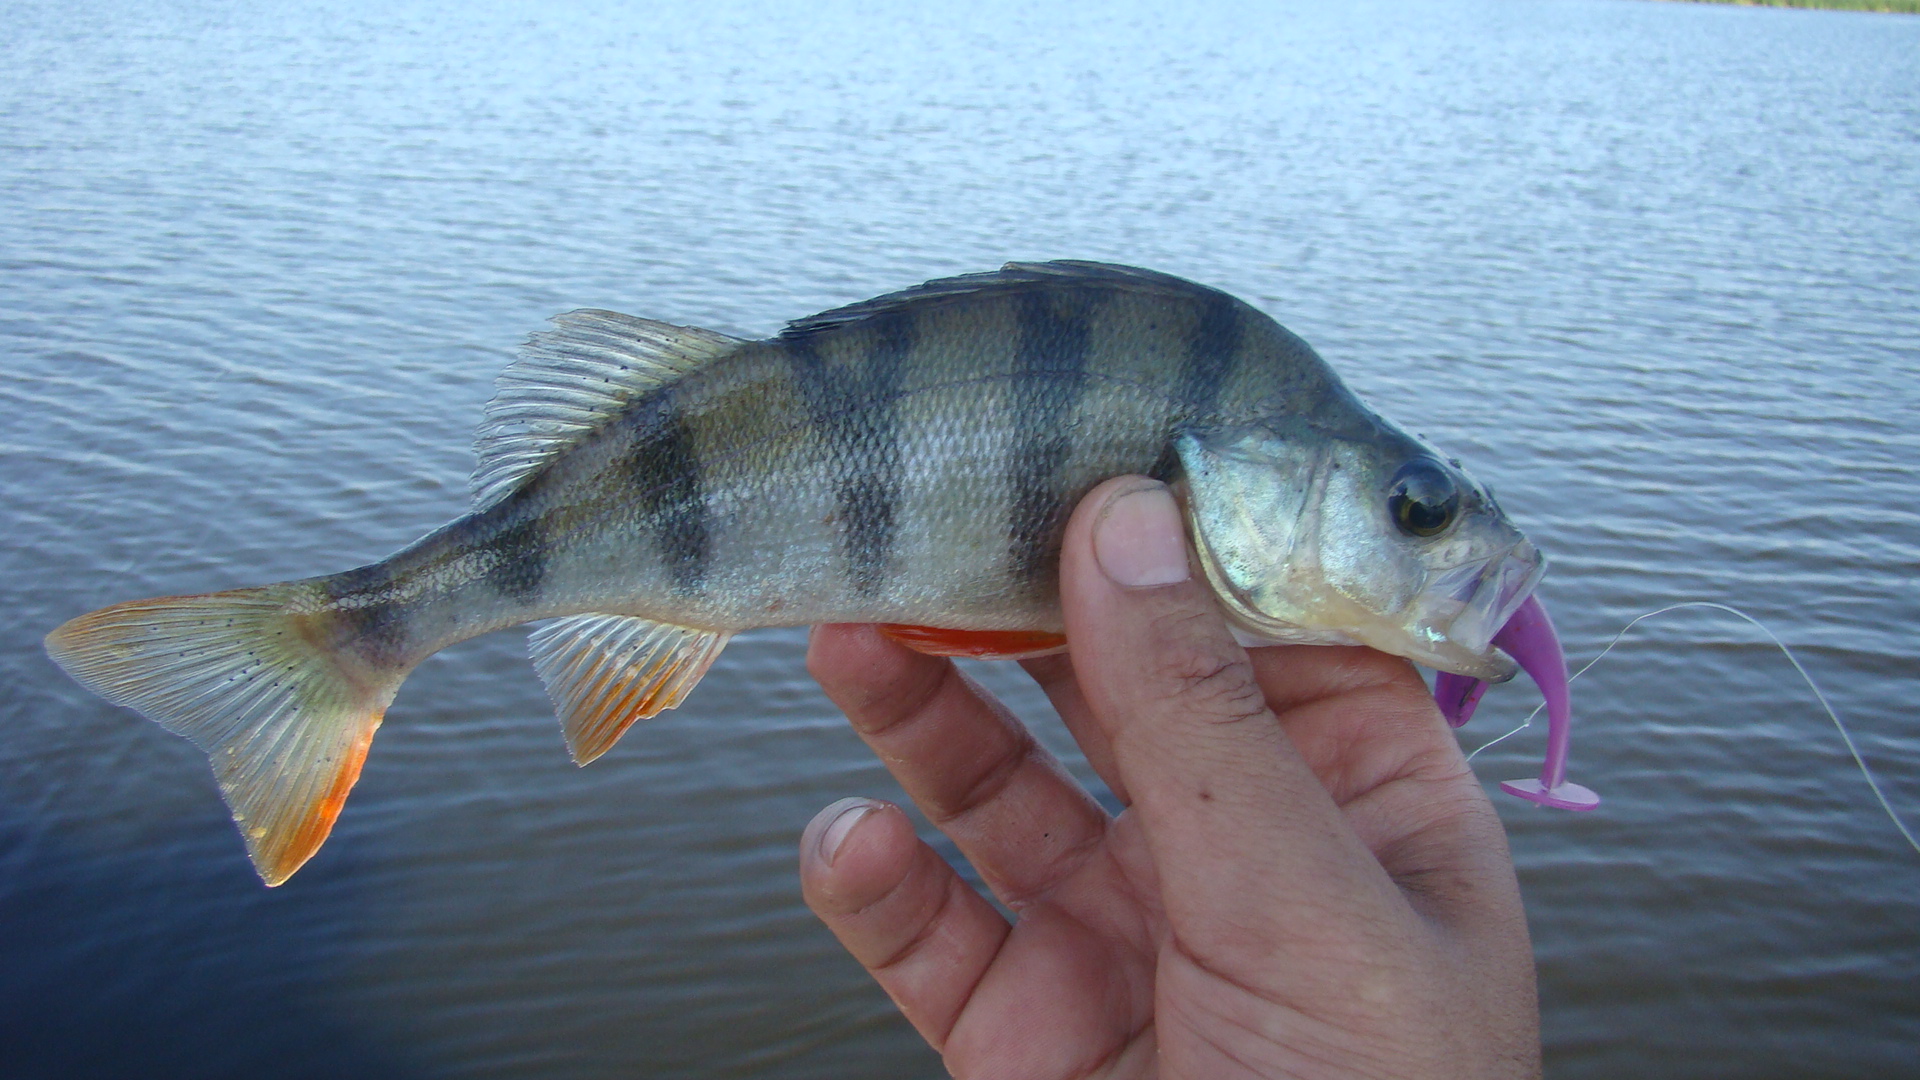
[1059,479,1410,972]
[807,623,1109,908]
[803,474,1542,1080]
[1020,651,1131,806]
[1241,644,1536,941]
[799,798,1009,1050]
[1060,478,1539,1072]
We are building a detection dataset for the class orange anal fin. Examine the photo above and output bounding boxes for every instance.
[528,614,732,765]
[878,625,1068,660]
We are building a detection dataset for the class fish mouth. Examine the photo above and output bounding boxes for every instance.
[1446,538,1546,657]
[1411,538,1546,680]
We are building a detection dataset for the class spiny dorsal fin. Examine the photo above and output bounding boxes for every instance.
[527,614,731,765]
[471,310,744,509]
[781,261,1230,340]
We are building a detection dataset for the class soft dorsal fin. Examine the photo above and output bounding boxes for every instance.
[781,261,1228,341]
[471,310,745,509]
[527,613,731,765]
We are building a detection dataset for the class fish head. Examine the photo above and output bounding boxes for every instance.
[1176,423,1541,682]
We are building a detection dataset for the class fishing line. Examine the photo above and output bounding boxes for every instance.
[1465,600,1920,856]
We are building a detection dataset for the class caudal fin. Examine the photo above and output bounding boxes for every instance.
[45,584,407,885]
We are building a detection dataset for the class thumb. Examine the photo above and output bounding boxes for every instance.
[1058,477,1402,953]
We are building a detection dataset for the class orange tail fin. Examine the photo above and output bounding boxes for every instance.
[45,584,406,886]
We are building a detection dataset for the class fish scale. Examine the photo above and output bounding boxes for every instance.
[780,308,911,596]
[45,261,1567,886]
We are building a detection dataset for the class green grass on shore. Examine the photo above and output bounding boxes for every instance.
[1664,0,1920,12]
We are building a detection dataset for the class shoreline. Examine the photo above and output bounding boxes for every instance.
[1658,0,1920,12]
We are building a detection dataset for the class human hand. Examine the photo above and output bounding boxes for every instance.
[799,476,1541,1079]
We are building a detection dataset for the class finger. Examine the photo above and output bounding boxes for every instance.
[808,624,1109,908]
[1018,651,1131,806]
[1237,644,1525,921]
[799,798,1008,1050]
[1244,644,1459,803]
[1057,478,1406,955]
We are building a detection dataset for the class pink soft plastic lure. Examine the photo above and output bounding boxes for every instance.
[1435,594,1601,811]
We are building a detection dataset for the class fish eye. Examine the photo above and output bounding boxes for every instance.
[1388,459,1460,538]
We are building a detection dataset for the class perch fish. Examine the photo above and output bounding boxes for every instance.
[45,262,1590,887]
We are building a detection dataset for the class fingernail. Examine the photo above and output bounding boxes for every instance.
[1093,482,1191,588]
[815,797,878,866]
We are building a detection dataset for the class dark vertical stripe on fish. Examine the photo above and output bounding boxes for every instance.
[843,312,910,594]
[1006,290,1093,582]
[626,389,710,593]
[480,514,549,603]
[784,313,909,595]
[319,561,411,664]
[1179,290,1244,416]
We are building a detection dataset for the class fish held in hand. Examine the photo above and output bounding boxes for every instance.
[45,262,1582,885]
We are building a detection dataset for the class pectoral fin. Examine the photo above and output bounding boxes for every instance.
[528,614,730,764]
[878,624,1068,660]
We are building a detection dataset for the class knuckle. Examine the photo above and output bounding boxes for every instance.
[869,871,964,973]
[928,733,1033,826]
[807,626,952,735]
[848,658,961,738]
[1148,611,1270,726]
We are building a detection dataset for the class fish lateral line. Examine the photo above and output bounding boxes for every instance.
[590,368,1216,511]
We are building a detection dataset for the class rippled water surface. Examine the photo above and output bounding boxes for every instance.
[3,1,1917,1076]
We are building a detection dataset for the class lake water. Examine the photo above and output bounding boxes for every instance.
[3,0,1916,1076]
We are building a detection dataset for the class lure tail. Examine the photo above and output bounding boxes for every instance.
[1437,593,1599,811]
[44,583,410,886]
